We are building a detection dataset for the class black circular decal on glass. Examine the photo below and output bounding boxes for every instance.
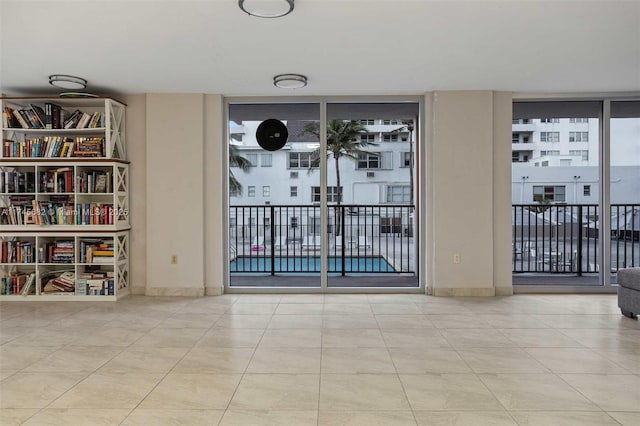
[256,119,288,151]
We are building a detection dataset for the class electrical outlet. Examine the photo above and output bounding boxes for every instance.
[453,253,461,264]
[171,255,178,265]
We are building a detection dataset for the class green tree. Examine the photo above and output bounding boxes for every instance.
[229,144,251,195]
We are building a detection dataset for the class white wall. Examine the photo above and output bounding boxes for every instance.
[145,94,205,296]
[427,91,512,296]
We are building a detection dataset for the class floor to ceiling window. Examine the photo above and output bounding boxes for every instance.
[512,99,640,287]
[226,100,420,290]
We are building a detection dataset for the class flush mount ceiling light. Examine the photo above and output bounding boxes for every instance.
[273,73,307,89]
[239,0,294,18]
[48,74,87,90]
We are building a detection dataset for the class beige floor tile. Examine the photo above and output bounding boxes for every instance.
[607,411,640,426]
[173,347,254,373]
[427,315,493,329]
[375,315,434,329]
[525,348,630,374]
[509,411,621,426]
[324,295,369,304]
[234,295,283,304]
[0,346,59,371]
[595,349,640,373]
[278,294,325,303]
[457,348,549,374]
[323,304,373,315]
[274,303,324,315]
[323,314,379,329]
[0,409,38,426]
[478,314,551,329]
[559,373,640,411]
[498,329,584,348]
[139,373,241,410]
[248,347,321,373]
[7,329,81,347]
[197,328,265,348]
[440,329,516,348]
[99,347,188,374]
[413,411,517,426]
[382,329,451,348]
[259,328,322,348]
[122,409,224,426]
[320,374,410,411]
[399,373,503,411]
[389,348,471,374]
[49,372,164,409]
[267,315,324,329]
[479,373,598,411]
[0,370,18,381]
[543,314,631,329]
[227,303,279,315]
[230,374,320,410]
[214,314,273,329]
[370,303,422,315]
[558,329,640,350]
[0,372,87,408]
[319,411,417,426]
[157,313,221,329]
[322,348,395,374]
[131,327,207,348]
[23,346,122,373]
[368,294,421,304]
[72,327,147,347]
[322,328,386,348]
[220,410,317,426]
[23,408,130,426]
[419,304,474,315]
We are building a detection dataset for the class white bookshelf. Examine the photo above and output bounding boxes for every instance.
[1,97,129,301]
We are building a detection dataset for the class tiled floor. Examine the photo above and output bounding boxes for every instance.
[1,294,639,426]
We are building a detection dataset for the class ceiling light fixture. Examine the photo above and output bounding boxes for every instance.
[239,0,294,18]
[273,73,307,89]
[48,74,87,90]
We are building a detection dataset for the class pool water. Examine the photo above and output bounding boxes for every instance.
[230,256,396,273]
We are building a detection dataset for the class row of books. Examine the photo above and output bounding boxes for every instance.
[79,240,115,264]
[41,240,74,264]
[3,104,104,130]
[1,169,113,194]
[1,273,36,295]
[2,136,105,158]
[1,201,116,226]
[0,241,35,263]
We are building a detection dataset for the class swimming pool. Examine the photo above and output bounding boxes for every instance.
[230,256,397,273]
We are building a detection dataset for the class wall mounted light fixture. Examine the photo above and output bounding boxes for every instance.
[239,0,294,18]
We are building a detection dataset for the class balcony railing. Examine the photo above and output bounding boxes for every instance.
[229,204,415,275]
[512,204,639,274]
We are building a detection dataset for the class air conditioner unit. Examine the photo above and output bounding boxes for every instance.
[366,172,375,178]
[290,171,299,178]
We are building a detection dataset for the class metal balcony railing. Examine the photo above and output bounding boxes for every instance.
[229,204,415,275]
[512,204,639,274]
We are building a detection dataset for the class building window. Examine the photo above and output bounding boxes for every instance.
[312,186,342,203]
[359,119,375,125]
[512,133,520,143]
[540,118,560,123]
[541,161,549,167]
[570,118,589,123]
[261,153,272,167]
[382,134,399,142]
[569,131,589,142]
[380,217,402,234]
[360,134,375,143]
[523,135,530,143]
[540,150,560,156]
[512,152,520,163]
[262,186,270,197]
[402,152,413,167]
[290,186,298,197]
[247,186,256,197]
[290,217,298,228]
[357,152,380,169]
[583,185,591,196]
[382,119,400,125]
[246,153,258,167]
[386,185,411,203]
[288,152,316,169]
[569,150,589,161]
[533,185,566,202]
[540,132,560,142]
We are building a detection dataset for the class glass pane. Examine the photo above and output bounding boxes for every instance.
[610,101,640,282]
[512,105,601,285]
[325,103,419,288]
[228,103,321,288]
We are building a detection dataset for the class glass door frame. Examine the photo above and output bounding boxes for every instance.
[223,95,425,294]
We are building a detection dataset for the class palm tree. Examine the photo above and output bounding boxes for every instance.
[302,119,376,234]
[229,144,251,195]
